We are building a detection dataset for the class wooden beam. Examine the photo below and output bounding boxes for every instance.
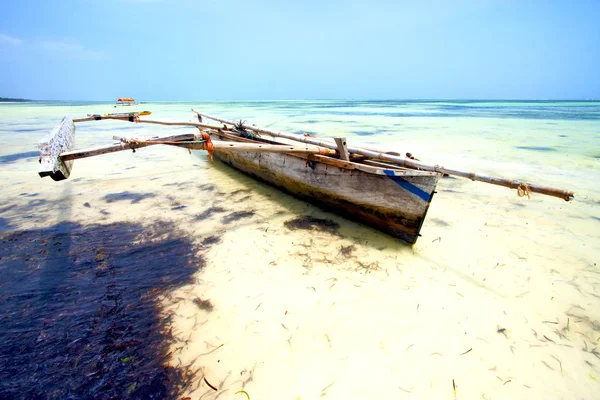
[334,137,350,161]
[59,134,196,162]
[38,116,76,181]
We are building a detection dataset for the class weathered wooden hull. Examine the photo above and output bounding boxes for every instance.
[211,135,441,244]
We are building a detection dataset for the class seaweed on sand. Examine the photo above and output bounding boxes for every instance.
[0,220,204,399]
[221,211,255,224]
[201,235,221,247]
[194,206,226,221]
[103,191,156,204]
[338,244,356,258]
[230,189,252,196]
[284,216,340,235]
[193,298,214,312]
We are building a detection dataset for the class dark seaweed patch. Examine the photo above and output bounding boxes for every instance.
[221,211,255,224]
[197,184,215,192]
[103,191,156,204]
[170,200,186,210]
[0,151,39,164]
[163,181,190,188]
[592,216,600,222]
[193,298,214,312]
[0,204,16,214]
[201,235,221,246]
[0,221,203,399]
[194,206,226,221]
[339,244,356,258]
[515,146,557,152]
[28,199,47,207]
[230,189,252,196]
[236,195,252,203]
[284,216,340,234]
[19,192,39,197]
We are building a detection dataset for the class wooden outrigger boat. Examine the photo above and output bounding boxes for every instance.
[38,110,574,244]
[194,112,440,244]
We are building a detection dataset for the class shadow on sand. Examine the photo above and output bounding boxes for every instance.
[0,220,204,399]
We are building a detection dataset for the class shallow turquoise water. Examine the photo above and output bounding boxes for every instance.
[1,100,599,399]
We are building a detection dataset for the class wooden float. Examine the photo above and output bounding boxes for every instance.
[37,110,574,244]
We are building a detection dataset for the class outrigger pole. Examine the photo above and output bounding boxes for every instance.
[191,109,575,201]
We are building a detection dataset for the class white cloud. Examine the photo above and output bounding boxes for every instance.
[0,33,22,46]
[36,39,103,60]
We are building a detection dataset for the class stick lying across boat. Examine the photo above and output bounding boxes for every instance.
[38,110,574,244]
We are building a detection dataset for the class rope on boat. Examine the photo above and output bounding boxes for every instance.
[517,182,532,199]
[194,131,214,160]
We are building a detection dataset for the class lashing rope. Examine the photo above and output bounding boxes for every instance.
[195,130,214,161]
[517,182,532,199]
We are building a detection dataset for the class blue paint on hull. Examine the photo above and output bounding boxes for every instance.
[383,170,430,202]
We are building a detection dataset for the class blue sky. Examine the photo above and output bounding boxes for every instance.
[0,0,598,100]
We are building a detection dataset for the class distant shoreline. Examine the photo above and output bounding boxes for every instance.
[1,98,599,103]
[0,97,32,103]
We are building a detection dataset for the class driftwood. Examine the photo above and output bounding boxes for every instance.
[191,109,574,201]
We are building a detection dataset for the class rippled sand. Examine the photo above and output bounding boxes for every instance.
[1,101,598,399]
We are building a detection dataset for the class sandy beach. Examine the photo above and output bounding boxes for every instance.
[0,100,598,399]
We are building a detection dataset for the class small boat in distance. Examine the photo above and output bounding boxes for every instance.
[116,97,136,106]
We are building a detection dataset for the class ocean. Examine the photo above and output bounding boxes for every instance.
[1,100,599,399]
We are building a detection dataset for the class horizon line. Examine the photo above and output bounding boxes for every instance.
[2,98,600,103]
